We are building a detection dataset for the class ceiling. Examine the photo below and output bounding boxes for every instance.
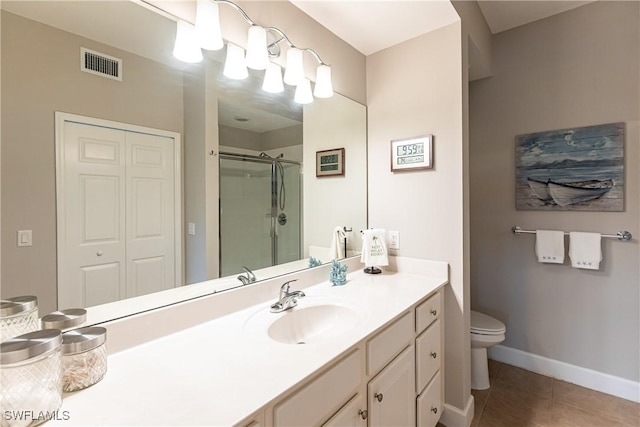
[290,1,460,56]
[291,0,597,55]
[477,1,595,34]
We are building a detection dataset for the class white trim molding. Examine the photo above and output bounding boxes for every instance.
[489,345,640,403]
[440,394,474,427]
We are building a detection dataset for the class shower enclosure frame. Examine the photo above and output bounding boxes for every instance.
[219,151,302,272]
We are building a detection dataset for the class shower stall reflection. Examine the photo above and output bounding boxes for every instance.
[219,152,302,278]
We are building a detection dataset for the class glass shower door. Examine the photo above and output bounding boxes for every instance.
[219,156,302,278]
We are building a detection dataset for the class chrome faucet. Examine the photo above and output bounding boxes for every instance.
[270,279,305,313]
[237,266,257,286]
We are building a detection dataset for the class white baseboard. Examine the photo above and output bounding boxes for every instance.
[440,394,474,427]
[489,344,640,403]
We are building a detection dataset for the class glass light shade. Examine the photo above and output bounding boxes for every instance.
[173,21,203,63]
[283,47,304,86]
[195,0,223,50]
[294,78,313,104]
[223,43,248,80]
[262,62,284,93]
[245,26,269,70]
[313,64,334,98]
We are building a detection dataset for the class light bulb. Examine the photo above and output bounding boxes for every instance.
[313,64,334,98]
[284,47,304,86]
[294,78,313,104]
[195,0,223,51]
[173,21,203,63]
[246,26,269,70]
[262,62,284,93]
[223,43,248,80]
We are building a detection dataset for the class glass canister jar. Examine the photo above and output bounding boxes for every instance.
[0,329,63,427]
[61,327,107,392]
[0,296,38,342]
[41,309,87,331]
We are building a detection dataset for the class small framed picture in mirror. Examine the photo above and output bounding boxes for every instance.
[316,148,345,177]
[391,135,433,171]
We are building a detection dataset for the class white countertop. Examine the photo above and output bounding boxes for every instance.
[52,263,447,426]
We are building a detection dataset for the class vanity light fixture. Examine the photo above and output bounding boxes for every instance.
[223,43,249,80]
[166,0,333,103]
[262,62,285,94]
[195,0,223,51]
[173,21,204,64]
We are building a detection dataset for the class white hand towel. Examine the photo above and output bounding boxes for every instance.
[535,230,565,264]
[569,232,602,270]
[360,229,389,267]
[329,226,346,260]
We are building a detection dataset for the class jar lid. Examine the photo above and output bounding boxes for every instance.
[1,329,62,365]
[62,327,107,355]
[41,308,87,330]
[0,295,38,317]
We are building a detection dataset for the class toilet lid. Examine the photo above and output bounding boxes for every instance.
[470,310,505,334]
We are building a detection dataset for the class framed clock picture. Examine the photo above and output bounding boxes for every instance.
[316,148,345,177]
[390,135,433,171]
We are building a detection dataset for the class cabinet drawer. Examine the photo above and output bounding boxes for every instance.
[416,291,441,333]
[416,319,441,393]
[417,372,442,427]
[367,312,413,376]
[274,349,361,426]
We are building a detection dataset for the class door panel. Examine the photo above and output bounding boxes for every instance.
[61,122,126,309]
[81,263,121,307]
[126,132,175,298]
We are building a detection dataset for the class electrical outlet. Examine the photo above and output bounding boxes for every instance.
[388,231,400,250]
[188,223,196,236]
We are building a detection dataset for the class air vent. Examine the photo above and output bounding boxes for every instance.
[80,48,122,81]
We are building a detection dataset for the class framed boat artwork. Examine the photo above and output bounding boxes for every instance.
[515,122,624,211]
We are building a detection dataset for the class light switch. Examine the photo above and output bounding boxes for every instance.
[188,222,196,236]
[17,230,32,247]
[388,230,400,250]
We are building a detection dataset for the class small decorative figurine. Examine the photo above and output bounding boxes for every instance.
[330,259,348,286]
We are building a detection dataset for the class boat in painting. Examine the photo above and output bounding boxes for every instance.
[526,178,552,202]
[527,178,614,206]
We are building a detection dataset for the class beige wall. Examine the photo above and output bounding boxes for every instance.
[367,21,470,414]
[470,1,639,381]
[0,11,184,314]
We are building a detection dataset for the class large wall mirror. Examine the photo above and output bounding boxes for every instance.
[0,1,367,323]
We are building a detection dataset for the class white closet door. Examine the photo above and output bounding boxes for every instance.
[61,122,126,308]
[125,132,175,298]
[59,119,178,309]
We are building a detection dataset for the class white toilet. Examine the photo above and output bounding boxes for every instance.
[470,310,506,390]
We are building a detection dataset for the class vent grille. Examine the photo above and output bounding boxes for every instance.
[81,48,122,81]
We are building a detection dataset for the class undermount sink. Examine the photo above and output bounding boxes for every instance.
[244,297,361,345]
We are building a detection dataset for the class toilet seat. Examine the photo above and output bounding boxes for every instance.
[470,310,505,335]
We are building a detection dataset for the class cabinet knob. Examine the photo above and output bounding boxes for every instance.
[431,406,438,414]
[96,251,104,257]
[430,351,437,359]
[374,392,384,402]
[358,409,368,420]
[430,309,437,316]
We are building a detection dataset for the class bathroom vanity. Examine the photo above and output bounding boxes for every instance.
[50,257,447,426]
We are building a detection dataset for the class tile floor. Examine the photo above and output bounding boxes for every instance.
[440,359,640,427]
[471,360,640,427]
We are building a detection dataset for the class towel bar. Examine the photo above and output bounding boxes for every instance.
[512,226,632,242]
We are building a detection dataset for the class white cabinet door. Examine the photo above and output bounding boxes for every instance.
[368,346,415,427]
[274,349,361,426]
[322,394,367,427]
